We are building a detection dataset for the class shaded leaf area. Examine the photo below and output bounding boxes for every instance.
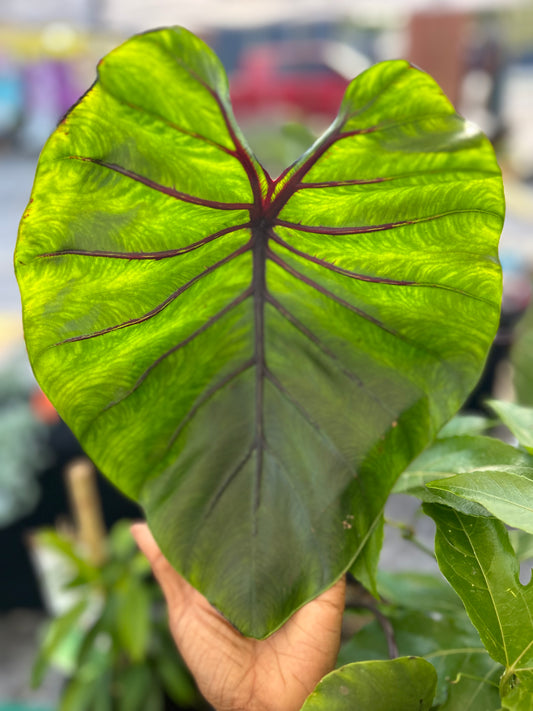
[511,296,533,407]
[437,413,492,439]
[349,513,384,597]
[510,529,533,562]
[339,570,501,708]
[488,400,533,454]
[425,504,533,709]
[15,26,504,637]
[394,435,533,516]
[301,657,437,711]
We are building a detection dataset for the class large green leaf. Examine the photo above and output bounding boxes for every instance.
[15,27,504,637]
[425,504,533,708]
[300,657,437,711]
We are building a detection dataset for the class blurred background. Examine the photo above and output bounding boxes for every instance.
[1,1,533,709]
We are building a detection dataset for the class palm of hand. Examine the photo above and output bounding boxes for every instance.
[132,524,346,711]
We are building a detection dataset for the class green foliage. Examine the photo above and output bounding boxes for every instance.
[428,465,533,533]
[300,657,437,710]
[488,399,533,453]
[426,504,533,709]
[511,295,533,406]
[15,25,504,639]
[31,521,202,711]
[339,572,501,708]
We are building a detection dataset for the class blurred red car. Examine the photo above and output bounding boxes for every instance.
[229,41,352,120]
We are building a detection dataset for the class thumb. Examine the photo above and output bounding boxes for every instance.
[130,523,189,609]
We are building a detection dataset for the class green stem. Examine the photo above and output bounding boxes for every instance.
[385,517,436,559]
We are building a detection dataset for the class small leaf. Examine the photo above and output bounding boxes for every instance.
[377,570,463,614]
[511,301,533,407]
[115,580,151,662]
[31,599,88,688]
[438,662,501,710]
[437,413,491,438]
[301,657,437,710]
[488,400,533,453]
[155,651,198,707]
[395,436,533,517]
[109,519,138,560]
[425,504,533,707]
[116,665,159,711]
[428,465,533,533]
[509,529,533,562]
[60,672,104,711]
[349,513,384,597]
[34,528,99,583]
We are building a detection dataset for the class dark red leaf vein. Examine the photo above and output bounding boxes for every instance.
[270,233,416,285]
[297,167,500,190]
[169,52,266,215]
[183,442,256,574]
[252,225,267,516]
[166,358,255,453]
[265,368,359,479]
[262,440,330,575]
[265,293,395,418]
[69,156,252,211]
[205,445,256,519]
[90,288,253,424]
[36,222,251,261]
[270,233,497,304]
[99,88,238,157]
[297,177,389,189]
[274,208,501,236]
[268,253,454,370]
[52,243,251,346]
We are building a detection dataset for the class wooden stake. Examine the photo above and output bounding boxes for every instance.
[65,457,107,566]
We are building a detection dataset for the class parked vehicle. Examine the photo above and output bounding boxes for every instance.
[229,41,351,119]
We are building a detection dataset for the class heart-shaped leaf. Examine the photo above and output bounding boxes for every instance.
[15,27,504,637]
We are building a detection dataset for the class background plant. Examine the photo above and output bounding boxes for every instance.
[31,519,204,711]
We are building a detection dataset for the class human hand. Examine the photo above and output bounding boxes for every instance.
[131,523,346,711]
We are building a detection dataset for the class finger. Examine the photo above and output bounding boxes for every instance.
[288,575,346,643]
[130,523,189,608]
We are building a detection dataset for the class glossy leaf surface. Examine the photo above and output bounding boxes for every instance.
[15,27,504,637]
[426,504,533,708]
[300,657,437,711]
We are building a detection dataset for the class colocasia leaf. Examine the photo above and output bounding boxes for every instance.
[15,27,504,637]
